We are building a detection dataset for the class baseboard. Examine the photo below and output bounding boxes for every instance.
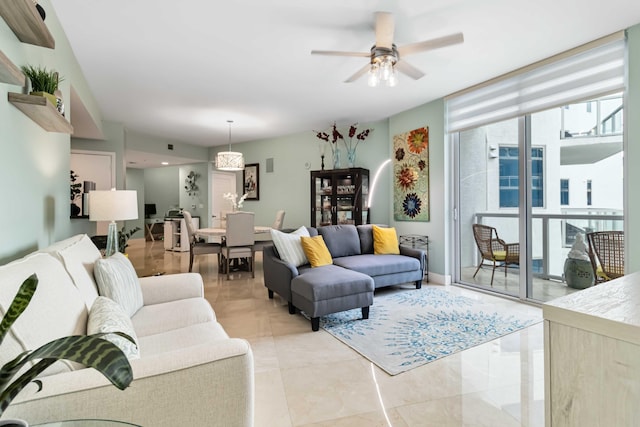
[424,272,452,285]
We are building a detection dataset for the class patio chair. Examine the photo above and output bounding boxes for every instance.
[472,224,520,286]
[586,231,624,283]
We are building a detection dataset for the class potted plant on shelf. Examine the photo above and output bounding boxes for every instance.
[20,65,63,109]
[0,274,134,426]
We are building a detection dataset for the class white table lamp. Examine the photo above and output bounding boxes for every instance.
[89,189,138,256]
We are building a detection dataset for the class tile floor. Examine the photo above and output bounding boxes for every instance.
[460,266,579,302]
[127,240,545,427]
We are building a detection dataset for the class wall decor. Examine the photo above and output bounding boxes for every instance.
[184,170,199,196]
[243,163,259,200]
[393,127,430,222]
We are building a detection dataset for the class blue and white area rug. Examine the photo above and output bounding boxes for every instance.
[319,286,542,375]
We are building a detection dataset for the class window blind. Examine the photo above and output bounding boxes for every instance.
[446,32,626,133]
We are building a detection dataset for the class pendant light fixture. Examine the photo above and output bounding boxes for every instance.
[215,120,244,171]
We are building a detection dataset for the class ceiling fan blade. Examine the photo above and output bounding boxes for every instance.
[311,50,370,58]
[395,60,425,80]
[344,63,371,83]
[374,11,394,49]
[398,32,464,57]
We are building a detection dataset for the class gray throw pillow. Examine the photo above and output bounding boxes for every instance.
[318,225,361,258]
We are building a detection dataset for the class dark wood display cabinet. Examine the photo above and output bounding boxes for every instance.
[310,167,369,227]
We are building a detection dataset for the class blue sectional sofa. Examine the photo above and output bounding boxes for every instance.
[263,224,426,330]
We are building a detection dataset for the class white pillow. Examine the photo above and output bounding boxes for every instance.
[88,297,140,360]
[270,226,310,267]
[94,252,144,317]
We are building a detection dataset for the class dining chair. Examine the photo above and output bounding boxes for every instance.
[254,210,285,253]
[221,211,256,279]
[472,224,520,286]
[272,210,286,230]
[586,231,624,283]
[182,210,221,272]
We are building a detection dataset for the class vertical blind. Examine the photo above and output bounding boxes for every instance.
[446,32,626,133]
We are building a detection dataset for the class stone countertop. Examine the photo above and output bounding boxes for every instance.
[543,271,640,346]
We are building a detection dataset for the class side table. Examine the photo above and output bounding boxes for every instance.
[399,234,429,282]
[145,219,164,241]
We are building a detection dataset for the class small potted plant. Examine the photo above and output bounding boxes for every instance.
[118,226,141,254]
[20,65,63,108]
[0,274,133,426]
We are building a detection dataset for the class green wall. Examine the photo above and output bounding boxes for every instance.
[627,24,640,274]
[126,130,209,163]
[210,119,392,230]
[143,166,180,219]
[125,168,145,240]
[0,1,102,262]
[388,99,449,280]
[179,163,210,225]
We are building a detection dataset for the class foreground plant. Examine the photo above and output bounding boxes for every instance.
[0,274,133,416]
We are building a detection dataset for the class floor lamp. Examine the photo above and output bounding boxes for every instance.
[89,189,138,257]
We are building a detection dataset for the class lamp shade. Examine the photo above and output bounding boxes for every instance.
[215,151,245,171]
[89,190,138,221]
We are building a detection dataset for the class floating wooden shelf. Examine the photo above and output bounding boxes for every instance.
[0,0,55,49]
[0,49,25,86]
[8,92,73,133]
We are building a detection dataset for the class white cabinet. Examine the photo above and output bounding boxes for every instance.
[543,272,640,426]
[163,216,199,252]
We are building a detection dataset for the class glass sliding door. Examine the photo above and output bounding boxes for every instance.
[528,94,624,301]
[455,93,624,303]
[457,118,521,298]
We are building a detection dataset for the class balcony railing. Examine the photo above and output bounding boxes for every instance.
[474,211,623,281]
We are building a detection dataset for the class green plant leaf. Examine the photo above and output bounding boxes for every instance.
[0,274,37,347]
[0,334,133,413]
[20,65,64,94]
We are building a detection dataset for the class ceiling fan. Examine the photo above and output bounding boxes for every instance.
[311,11,464,86]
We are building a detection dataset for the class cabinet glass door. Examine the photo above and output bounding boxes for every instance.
[314,175,333,226]
[361,173,369,225]
[336,174,356,225]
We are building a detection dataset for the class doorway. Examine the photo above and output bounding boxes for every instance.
[211,172,236,228]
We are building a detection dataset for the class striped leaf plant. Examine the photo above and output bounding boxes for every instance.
[0,274,134,416]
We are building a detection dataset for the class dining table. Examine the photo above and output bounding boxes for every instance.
[195,225,271,238]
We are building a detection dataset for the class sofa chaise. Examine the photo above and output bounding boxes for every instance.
[263,224,426,330]
[0,234,254,426]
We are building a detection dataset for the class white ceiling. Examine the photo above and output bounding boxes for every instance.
[50,0,640,165]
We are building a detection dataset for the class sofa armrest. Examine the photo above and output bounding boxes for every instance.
[400,246,426,271]
[263,245,299,302]
[6,338,254,427]
[138,273,204,305]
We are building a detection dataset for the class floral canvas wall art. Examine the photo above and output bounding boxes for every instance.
[393,127,429,221]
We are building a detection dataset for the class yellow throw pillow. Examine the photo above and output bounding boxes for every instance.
[373,225,400,255]
[300,236,333,267]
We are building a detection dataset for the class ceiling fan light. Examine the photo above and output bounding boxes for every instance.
[380,59,393,80]
[368,64,380,87]
[386,67,398,87]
